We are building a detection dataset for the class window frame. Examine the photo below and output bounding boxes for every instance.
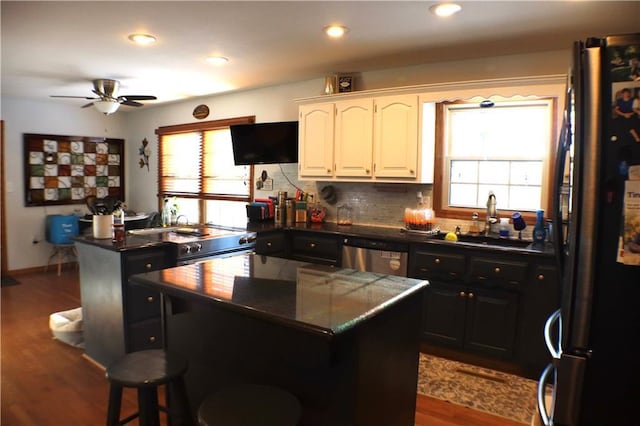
[433,97,558,224]
[155,116,255,221]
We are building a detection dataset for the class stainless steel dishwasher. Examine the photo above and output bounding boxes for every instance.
[341,237,409,276]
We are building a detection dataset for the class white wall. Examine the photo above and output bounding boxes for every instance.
[1,49,570,271]
[2,98,127,270]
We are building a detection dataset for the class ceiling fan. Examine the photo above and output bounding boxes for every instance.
[50,79,157,115]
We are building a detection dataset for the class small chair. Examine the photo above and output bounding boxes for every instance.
[197,384,301,426]
[105,349,193,426]
[45,214,79,276]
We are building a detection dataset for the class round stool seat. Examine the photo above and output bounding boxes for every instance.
[105,350,193,426]
[106,349,187,387]
[198,384,301,426]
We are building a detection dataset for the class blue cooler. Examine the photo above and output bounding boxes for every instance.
[46,215,79,244]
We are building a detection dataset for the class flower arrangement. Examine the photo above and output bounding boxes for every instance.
[139,138,151,171]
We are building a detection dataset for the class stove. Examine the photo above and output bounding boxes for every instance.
[132,225,257,264]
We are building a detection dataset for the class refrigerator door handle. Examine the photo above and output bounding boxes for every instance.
[544,309,562,359]
[537,363,557,426]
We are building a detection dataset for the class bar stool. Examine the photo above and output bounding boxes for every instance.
[105,349,193,426]
[197,384,301,426]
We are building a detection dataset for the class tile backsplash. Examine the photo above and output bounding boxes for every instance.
[255,163,535,239]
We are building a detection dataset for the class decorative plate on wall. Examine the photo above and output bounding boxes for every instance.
[193,104,210,119]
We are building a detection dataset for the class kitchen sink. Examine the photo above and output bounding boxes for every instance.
[433,232,534,249]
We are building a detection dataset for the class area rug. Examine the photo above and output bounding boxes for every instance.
[1,275,20,287]
[417,354,537,424]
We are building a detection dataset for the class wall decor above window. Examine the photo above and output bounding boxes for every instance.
[23,133,125,207]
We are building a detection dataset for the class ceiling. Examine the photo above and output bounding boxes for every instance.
[2,1,639,111]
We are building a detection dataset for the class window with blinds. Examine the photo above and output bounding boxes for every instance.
[156,116,254,225]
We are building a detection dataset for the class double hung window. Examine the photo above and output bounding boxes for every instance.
[434,98,556,221]
[156,116,254,226]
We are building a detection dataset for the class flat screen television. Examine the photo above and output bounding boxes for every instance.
[230,121,299,165]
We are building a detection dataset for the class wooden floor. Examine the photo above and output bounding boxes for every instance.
[1,268,524,426]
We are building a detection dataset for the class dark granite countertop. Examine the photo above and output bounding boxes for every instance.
[247,222,555,257]
[72,233,169,252]
[129,253,428,338]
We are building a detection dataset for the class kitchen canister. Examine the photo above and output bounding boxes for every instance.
[92,214,114,239]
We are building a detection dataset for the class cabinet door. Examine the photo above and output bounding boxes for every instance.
[255,231,287,257]
[335,99,374,177]
[422,282,467,349]
[464,287,518,359]
[299,103,334,177]
[290,232,340,265]
[374,95,418,178]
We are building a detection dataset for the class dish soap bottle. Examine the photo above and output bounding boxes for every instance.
[533,209,546,244]
[162,198,171,227]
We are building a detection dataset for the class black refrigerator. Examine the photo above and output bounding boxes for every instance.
[538,34,640,425]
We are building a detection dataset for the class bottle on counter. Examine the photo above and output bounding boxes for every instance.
[499,217,510,237]
[161,198,171,227]
[533,209,547,244]
[469,212,481,235]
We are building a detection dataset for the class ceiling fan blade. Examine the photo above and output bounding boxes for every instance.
[120,100,144,107]
[120,95,157,101]
[50,95,99,100]
[81,102,94,108]
[92,89,110,99]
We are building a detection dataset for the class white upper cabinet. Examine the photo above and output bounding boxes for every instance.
[373,95,418,179]
[335,99,373,177]
[299,103,334,177]
[298,94,431,182]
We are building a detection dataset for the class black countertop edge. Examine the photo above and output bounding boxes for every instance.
[246,222,555,256]
[129,267,428,340]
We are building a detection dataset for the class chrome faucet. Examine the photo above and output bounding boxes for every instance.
[176,215,189,226]
[486,191,498,234]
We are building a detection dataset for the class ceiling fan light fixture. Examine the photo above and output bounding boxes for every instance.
[324,25,349,39]
[429,3,462,17]
[128,33,157,45]
[94,100,120,115]
[206,56,229,65]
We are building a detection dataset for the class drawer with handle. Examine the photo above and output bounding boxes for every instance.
[411,250,466,281]
[469,256,527,287]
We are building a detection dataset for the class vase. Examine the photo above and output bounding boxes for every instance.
[92,214,113,239]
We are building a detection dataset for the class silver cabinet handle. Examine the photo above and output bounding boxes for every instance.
[145,263,152,270]
[146,296,154,303]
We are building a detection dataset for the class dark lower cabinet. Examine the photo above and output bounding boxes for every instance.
[76,241,174,367]
[289,231,340,265]
[423,281,518,359]
[410,243,557,374]
[255,230,288,257]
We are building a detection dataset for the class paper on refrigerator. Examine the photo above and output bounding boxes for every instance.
[622,179,640,265]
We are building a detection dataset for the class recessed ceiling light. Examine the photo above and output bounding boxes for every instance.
[206,56,229,65]
[429,3,462,17]
[324,25,349,38]
[128,33,157,45]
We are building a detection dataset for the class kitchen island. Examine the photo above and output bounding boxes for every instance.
[129,253,428,426]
